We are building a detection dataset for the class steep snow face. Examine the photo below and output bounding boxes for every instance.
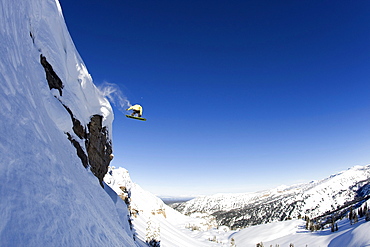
[0,0,134,245]
[104,167,219,247]
[175,165,370,228]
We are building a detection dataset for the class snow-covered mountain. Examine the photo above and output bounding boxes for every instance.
[104,167,222,246]
[0,1,224,245]
[2,0,370,246]
[0,0,134,245]
[104,165,370,246]
[174,165,370,229]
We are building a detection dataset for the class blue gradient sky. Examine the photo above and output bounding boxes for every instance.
[60,0,370,196]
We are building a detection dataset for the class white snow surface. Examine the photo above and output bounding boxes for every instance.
[104,167,223,246]
[0,0,133,246]
[105,166,370,247]
[232,217,370,247]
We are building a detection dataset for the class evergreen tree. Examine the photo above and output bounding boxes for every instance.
[305,217,310,230]
[349,206,354,225]
[330,213,337,232]
[354,213,358,224]
[359,207,363,218]
[366,210,370,221]
[309,221,314,232]
[331,220,335,232]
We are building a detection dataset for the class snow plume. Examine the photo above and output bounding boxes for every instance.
[98,81,131,113]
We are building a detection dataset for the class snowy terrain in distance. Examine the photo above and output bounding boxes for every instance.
[1,0,369,246]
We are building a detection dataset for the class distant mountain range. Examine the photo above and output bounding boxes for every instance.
[172,165,370,229]
[160,197,195,206]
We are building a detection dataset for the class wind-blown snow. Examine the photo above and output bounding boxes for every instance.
[0,0,133,245]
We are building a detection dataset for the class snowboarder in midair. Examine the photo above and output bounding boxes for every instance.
[127,104,143,117]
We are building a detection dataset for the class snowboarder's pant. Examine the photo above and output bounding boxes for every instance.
[131,110,141,117]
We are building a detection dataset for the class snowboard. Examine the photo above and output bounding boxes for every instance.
[126,115,147,121]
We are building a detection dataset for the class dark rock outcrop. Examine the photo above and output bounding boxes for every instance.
[62,103,87,139]
[40,54,112,187]
[66,132,89,168]
[40,54,64,96]
[86,115,113,187]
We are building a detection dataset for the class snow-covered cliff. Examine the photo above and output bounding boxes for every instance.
[0,0,134,245]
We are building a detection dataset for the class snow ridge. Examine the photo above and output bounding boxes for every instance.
[0,0,133,245]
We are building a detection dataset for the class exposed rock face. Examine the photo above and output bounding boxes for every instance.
[40,54,64,96]
[66,132,89,168]
[86,115,113,186]
[62,104,87,139]
[40,54,112,187]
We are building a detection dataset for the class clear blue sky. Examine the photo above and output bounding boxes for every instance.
[60,0,370,197]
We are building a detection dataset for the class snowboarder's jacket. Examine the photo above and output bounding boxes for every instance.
[127,104,143,116]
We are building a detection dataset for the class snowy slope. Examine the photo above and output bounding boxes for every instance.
[0,0,135,245]
[105,166,370,246]
[175,165,370,228]
[104,167,222,247]
[231,217,370,247]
